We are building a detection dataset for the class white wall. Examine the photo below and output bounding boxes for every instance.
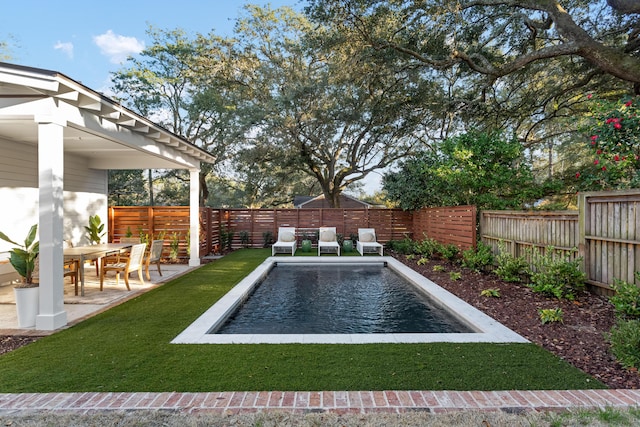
[0,137,108,255]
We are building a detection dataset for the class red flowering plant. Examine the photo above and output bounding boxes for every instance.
[579,95,640,190]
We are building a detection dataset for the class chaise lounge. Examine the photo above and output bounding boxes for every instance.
[272,227,297,256]
[356,228,383,256]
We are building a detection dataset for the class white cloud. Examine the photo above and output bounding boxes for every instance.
[93,30,144,64]
[53,41,74,59]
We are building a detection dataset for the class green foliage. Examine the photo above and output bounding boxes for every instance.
[414,236,442,258]
[383,132,544,210]
[385,238,415,255]
[609,277,640,319]
[539,308,564,324]
[461,242,494,272]
[449,271,462,281]
[239,230,250,248]
[432,265,445,272]
[416,257,429,265]
[480,288,501,298]
[439,244,459,261]
[579,96,640,190]
[262,231,274,248]
[220,227,235,251]
[84,215,105,244]
[169,232,180,260]
[494,241,530,282]
[529,247,585,300]
[608,319,640,369]
[0,224,39,286]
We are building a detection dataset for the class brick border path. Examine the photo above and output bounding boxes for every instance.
[1,390,639,415]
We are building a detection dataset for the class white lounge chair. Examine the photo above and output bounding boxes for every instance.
[356,228,383,256]
[272,227,297,256]
[318,227,340,256]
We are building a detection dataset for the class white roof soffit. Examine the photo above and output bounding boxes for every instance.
[0,62,217,169]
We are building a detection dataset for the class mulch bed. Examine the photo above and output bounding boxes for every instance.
[1,251,639,389]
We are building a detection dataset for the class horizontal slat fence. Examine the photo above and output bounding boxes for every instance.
[414,205,477,250]
[108,206,470,256]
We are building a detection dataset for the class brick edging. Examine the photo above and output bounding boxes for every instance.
[1,390,639,415]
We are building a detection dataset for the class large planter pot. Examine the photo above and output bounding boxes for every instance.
[342,239,353,253]
[14,286,39,328]
[301,239,312,253]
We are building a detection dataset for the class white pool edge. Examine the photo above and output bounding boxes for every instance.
[171,256,529,344]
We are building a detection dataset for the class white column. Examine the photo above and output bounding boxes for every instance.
[36,120,67,330]
[189,168,201,267]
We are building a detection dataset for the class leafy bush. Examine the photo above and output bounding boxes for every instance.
[414,237,442,258]
[608,319,640,369]
[449,271,462,281]
[439,244,460,261]
[494,241,530,282]
[239,230,250,248]
[539,308,563,324]
[529,247,585,300]
[609,277,640,319]
[262,231,273,248]
[461,242,494,272]
[385,238,416,254]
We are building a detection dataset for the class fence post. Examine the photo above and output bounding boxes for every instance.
[577,192,588,276]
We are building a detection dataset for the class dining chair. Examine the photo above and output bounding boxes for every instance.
[145,240,164,280]
[100,243,147,290]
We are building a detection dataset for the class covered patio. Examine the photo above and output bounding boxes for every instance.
[0,62,216,330]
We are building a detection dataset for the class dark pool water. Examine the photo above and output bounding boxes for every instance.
[213,264,473,334]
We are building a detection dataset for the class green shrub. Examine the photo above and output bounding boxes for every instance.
[416,257,429,265]
[529,247,585,300]
[449,271,462,281]
[439,244,460,261]
[262,231,274,247]
[608,318,640,369]
[609,277,640,319]
[385,238,415,254]
[494,241,530,282]
[414,236,442,258]
[239,230,250,248]
[539,308,564,324]
[461,242,494,272]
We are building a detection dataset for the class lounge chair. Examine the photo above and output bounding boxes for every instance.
[272,227,297,256]
[356,228,383,256]
[318,227,340,256]
[100,243,147,290]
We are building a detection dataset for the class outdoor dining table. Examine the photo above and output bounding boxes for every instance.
[63,243,133,296]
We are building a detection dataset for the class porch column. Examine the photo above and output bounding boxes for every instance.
[35,119,67,330]
[189,168,201,267]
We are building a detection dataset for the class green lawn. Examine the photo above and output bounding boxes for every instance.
[0,249,604,392]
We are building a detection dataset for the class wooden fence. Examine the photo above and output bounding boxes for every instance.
[481,189,640,293]
[108,205,477,259]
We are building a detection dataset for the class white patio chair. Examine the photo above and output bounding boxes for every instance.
[272,227,297,256]
[356,228,384,256]
[100,243,147,290]
[318,227,340,256]
[145,239,164,280]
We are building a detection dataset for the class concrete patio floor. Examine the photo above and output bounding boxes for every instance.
[0,262,195,335]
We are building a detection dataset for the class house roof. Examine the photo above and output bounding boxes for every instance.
[294,193,373,208]
[0,62,216,169]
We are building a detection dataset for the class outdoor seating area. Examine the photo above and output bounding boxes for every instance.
[270,226,384,256]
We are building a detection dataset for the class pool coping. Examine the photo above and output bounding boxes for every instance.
[171,256,529,344]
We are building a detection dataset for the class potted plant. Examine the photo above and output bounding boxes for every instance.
[0,224,40,328]
[85,214,105,244]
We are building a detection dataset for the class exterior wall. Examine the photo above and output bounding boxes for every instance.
[0,137,108,257]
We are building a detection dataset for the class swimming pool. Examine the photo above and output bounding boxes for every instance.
[172,257,528,344]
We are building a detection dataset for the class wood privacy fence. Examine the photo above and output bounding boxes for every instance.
[481,189,640,293]
[108,205,477,259]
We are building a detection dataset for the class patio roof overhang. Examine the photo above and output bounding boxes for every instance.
[0,62,216,169]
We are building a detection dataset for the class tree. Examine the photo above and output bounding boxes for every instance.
[110,27,242,206]
[307,1,640,89]
[232,5,430,207]
[383,132,546,210]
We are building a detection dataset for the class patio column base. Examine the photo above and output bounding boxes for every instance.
[36,310,67,331]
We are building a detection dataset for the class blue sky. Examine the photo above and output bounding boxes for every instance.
[1,0,303,91]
